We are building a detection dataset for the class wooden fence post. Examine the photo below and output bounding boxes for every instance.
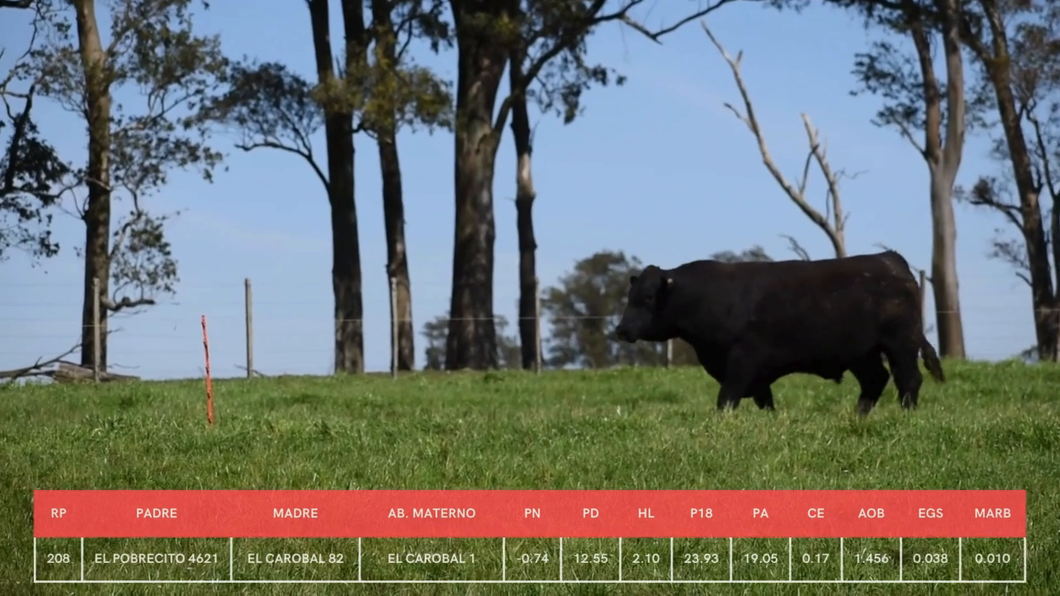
[918,268,927,323]
[244,278,254,378]
[534,277,542,374]
[92,277,100,382]
[390,276,399,379]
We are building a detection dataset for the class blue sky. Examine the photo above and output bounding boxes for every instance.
[0,1,1040,380]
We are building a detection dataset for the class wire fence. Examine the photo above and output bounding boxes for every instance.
[0,274,1046,382]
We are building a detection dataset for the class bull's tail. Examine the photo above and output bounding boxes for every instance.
[920,334,945,382]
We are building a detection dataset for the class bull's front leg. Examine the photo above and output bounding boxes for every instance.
[716,345,759,411]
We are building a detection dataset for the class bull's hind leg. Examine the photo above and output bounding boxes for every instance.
[882,343,923,410]
[848,353,890,416]
[750,385,775,411]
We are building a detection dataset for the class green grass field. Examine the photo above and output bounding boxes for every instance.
[2,361,1057,594]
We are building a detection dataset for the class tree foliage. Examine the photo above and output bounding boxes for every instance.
[847,3,995,142]
[541,249,645,369]
[202,0,455,374]
[0,0,230,370]
[204,2,454,176]
[953,0,1060,360]
[11,0,226,311]
[955,0,1060,282]
[0,43,68,263]
[421,313,521,370]
[710,244,773,263]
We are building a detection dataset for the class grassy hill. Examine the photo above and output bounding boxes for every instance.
[2,361,1055,594]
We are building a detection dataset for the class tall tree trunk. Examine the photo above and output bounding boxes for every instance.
[372,0,415,371]
[911,3,967,358]
[509,50,538,371]
[378,127,414,371]
[445,4,509,370]
[1000,116,1055,362]
[308,0,365,374]
[929,173,964,358]
[972,1,1055,360]
[73,0,113,371]
[1051,195,1060,361]
[448,119,501,370]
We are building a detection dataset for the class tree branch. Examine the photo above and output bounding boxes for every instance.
[960,178,1024,231]
[779,234,811,260]
[100,295,157,312]
[0,342,81,382]
[0,86,34,194]
[492,0,743,140]
[1027,110,1058,202]
[803,113,846,254]
[620,0,749,44]
[491,0,609,137]
[704,21,847,258]
[0,327,122,381]
[235,364,268,377]
[235,140,329,192]
[893,118,928,158]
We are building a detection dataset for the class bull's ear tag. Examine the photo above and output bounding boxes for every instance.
[666,277,673,285]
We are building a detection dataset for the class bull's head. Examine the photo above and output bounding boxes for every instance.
[615,265,672,343]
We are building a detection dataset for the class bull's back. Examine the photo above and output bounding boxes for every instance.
[670,252,919,344]
[739,259,919,356]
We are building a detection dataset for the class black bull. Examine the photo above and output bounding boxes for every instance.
[614,251,944,416]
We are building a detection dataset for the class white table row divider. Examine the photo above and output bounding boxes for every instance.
[839,537,844,581]
[558,537,563,581]
[788,537,792,581]
[728,537,733,581]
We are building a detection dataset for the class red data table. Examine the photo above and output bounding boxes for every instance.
[33,489,1027,585]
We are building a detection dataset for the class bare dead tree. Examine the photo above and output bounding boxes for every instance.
[703,22,848,260]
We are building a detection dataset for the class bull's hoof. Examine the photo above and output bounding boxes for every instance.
[855,399,875,417]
